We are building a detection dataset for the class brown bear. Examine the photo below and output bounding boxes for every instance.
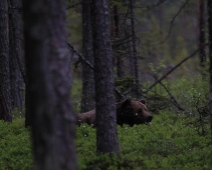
[116,98,152,126]
[77,98,153,127]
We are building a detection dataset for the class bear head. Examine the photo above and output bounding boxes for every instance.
[116,98,153,126]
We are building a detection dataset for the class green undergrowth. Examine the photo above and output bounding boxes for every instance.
[0,119,32,170]
[72,77,82,113]
[0,112,211,169]
[77,112,211,170]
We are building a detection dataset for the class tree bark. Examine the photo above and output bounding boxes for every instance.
[199,0,206,66]
[46,0,78,169]
[81,0,95,113]
[8,0,24,109]
[129,0,142,99]
[23,0,57,169]
[23,0,78,169]
[208,0,212,144]
[113,4,125,78]
[92,0,120,154]
[0,0,12,122]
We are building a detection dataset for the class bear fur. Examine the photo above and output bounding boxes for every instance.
[77,109,96,126]
[77,98,152,127]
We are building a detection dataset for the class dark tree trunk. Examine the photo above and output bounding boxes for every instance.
[0,0,12,122]
[81,0,95,113]
[113,4,125,78]
[23,0,57,169]
[129,0,142,99]
[199,0,206,66]
[23,0,78,169]
[208,0,212,144]
[46,0,78,169]
[8,0,23,109]
[92,0,120,154]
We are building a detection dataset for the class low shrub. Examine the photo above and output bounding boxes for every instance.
[0,112,211,170]
[76,112,211,170]
[0,119,32,170]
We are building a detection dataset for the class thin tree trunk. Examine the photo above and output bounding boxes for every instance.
[0,0,12,122]
[208,0,212,144]
[207,0,212,163]
[92,0,120,155]
[199,0,206,66]
[81,0,95,113]
[113,4,125,78]
[8,0,23,109]
[129,0,142,99]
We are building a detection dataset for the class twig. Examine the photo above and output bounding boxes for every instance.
[158,0,191,44]
[67,43,94,71]
[67,2,82,9]
[115,88,125,100]
[150,73,185,111]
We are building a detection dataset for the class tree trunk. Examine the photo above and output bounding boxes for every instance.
[0,0,12,122]
[8,0,24,109]
[81,0,95,113]
[129,0,142,99]
[46,0,78,169]
[113,4,125,78]
[23,0,78,169]
[92,0,120,154]
[23,0,57,169]
[208,0,212,144]
[199,0,206,66]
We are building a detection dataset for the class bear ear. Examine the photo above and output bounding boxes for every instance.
[139,99,146,105]
[121,98,131,107]
[116,98,131,110]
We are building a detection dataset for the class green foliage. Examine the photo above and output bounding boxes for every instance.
[1,107,211,169]
[12,108,25,119]
[115,77,134,92]
[76,113,211,170]
[67,1,82,45]
[72,78,82,113]
[0,119,32,170]
[148,60,165,75]
[76,74,211,169]
[145,94,171,114]
[111,0,124,7]
[1,75,211,170]
[170,75,209,114]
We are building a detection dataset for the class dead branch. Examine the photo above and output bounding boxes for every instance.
[67,2,82,10]
[150,73,185,111]
[115,88,126,100]
[159,0,191,44]
[67,43,94,71]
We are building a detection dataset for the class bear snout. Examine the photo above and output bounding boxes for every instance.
[145,115,153,122]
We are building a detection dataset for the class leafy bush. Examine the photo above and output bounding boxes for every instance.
[0,119,32,170]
